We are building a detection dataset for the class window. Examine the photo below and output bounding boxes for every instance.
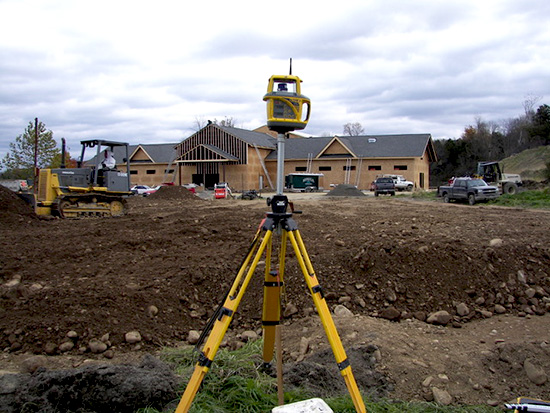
[164,169,174,174]
[368,165,381,171]
[295,166,307,172]
[319,166,332,171]
[146,170,156,175]
[343,165,356,171]
[394,165,407,171]
[130,170,138,175]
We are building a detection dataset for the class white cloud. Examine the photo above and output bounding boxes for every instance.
[1,0,549,161]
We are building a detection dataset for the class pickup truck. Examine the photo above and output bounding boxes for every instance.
[384,175,414,191]
[374,177,395,196]
[438,177,499,205]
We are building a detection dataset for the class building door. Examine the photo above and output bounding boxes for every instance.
[192,173,219,189]
[419,172,425,189]
[195,163,220,189]
[192,174,203,186]
[204,174,219,189]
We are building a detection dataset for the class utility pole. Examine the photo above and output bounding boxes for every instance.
[34,118,39,194]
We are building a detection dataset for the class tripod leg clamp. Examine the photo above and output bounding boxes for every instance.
[311,284,325,299]
[218,307,233,321]
[198,352,213,368]
[337,358,350,371]
[262,320,280,326]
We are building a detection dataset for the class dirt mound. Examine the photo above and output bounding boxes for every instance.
[148,185,199,201]
[284,345,391,400]
[523,179,550,190]
[0,354,177,413]
[326,184,365,196]
[1,196,550,407]
[0,186,36,224]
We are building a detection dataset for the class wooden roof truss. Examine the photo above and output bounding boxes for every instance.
[176,125,248,164]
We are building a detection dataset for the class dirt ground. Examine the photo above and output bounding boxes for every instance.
[1,185,550,408]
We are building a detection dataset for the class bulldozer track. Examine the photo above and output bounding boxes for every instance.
[54,193,129,218]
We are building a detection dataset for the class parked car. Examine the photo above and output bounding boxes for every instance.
[131,185,156,196]
[383,174,414,191]
[374,177,395,196]
[437,177,499,205]
[182,183,198,194]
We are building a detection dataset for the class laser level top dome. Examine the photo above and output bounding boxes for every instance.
[263,74,311,133]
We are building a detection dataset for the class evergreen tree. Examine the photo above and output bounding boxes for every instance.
[1,120,60,179]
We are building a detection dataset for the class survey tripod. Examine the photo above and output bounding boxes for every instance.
[175,67,366,413]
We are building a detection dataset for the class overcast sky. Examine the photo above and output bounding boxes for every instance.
[1,0,549,161]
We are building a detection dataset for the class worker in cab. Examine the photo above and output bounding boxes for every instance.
[101,149,116,170]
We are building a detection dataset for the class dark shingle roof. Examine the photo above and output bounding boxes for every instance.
[218,125,276,149]
[86,143,177,165]
[265,137,331,160]
[343,134,432,157]
[201,144,239,161]
[127,143,178,163]
[266,134,433,160]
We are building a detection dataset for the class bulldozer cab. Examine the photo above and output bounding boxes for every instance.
[77,139,131,191]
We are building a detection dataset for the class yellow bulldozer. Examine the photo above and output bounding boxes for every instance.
[18,139,132,218]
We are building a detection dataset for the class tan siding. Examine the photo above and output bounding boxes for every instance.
[131,148,151,161]
[323,141,352,155]
[266,155,430,190]
[127,163,180,187]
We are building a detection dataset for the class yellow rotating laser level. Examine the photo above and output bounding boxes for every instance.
[263,74,311,133]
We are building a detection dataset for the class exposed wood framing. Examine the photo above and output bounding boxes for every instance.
[254,144,274,189]
[176,125,248,165]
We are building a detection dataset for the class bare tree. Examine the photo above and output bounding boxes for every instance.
[523,94,542,120]
[342,122,365,136]
[214,116,236,128]
[192,116,208,131]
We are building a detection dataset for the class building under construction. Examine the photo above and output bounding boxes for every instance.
[113,123,437,191]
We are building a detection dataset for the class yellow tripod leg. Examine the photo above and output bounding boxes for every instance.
[287,229,367,413]
[175,229,274,413]
[262,230,287,363]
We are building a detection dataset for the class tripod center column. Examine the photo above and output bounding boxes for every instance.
[276,132,285,195]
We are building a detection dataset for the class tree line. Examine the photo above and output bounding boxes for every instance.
[430,103,550,185]
[3,105,550,183]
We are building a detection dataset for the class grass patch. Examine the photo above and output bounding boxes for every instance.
[488,188,550,209]
[135,340,501,413]
[160,341,282,413]
[410,190,438,200]
[410,188,550,209]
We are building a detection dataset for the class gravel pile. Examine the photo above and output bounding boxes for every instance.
[326,184,366,197]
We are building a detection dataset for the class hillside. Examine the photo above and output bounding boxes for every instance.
[500,145,550,181]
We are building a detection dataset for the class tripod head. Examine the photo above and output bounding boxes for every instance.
[267,194,289,214]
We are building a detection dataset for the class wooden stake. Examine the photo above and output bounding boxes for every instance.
[276,325,284,406]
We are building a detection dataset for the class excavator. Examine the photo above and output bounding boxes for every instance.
[18,139,132,218]
[476,161,522,195]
